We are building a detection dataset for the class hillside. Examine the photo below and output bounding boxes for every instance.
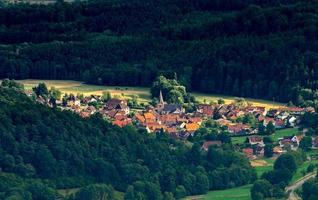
[0,86,256,199]
[0,0,317,104]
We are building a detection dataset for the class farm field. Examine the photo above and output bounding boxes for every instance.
[17,79,285,109]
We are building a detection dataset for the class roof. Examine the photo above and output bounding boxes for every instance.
[113,119,131,127]
[275,119,285,126]
[242,148,253,154]
[248,136,263,143]
[144,112,156,121]
[105,98,127,110]
[202,141,222,151]
[185,123,200,131]
[163,104,183,112]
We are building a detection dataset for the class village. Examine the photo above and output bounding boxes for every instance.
[30,86,318,162]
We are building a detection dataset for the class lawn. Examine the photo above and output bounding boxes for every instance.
[17,79,285,109]
[271,128,300,141]
[255,165,273,177]
[184,184,252,200]
[231,136,248,144]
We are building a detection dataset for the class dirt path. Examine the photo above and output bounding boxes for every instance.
[286,172,316,200]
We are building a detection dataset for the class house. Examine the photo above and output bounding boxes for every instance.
[197,104,214,117]
[286,116,297,127]
[275,119,285,129]
[273,146,284,155]
[113,118,132,127]
[267,109,280,118]
[144,112,157,123]
[185,123,200,133]
[277,111,289,120]
[202,141,222,151]
[285,107,305,115]
[255,145,264,156]
[104,98,130,114]
[227,124,250,135]
[145,122,166,133]
[279,135,299,150]
[188,117,203,125]
[161,104,184,114]
[242,148,255,159]
[248,136,264,146]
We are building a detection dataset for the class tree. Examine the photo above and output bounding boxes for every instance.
[194,171,209,194]
[49,87,62,100]
[33,83,49,97]
[163,192,175,200]
[1,79,24,91]
[150,76,188,104]
[27,182,57,200]
[266,121,275,135]
[124,186,135,200]
[251,179,272,200]
[264,144,273,158]
[299,136,313,151]
[174,185,186,199]
[101,91,111,102]
[217,98,225,104]
[74,184,114,200]
[274,154,297,174]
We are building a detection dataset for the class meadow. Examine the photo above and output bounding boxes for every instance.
[184,184,252,200]
[17,79,285,108]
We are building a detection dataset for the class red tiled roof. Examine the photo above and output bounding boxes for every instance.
[202,141,222,151]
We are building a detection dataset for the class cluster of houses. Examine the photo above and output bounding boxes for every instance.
[32,89,317,160]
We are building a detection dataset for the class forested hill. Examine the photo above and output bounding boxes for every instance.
[0,0,318,103]
[0,86,256,199]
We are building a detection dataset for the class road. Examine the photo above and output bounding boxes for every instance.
[286,172,316,200]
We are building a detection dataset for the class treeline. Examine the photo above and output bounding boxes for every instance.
[0,85,256,199]
[0,0,318,104]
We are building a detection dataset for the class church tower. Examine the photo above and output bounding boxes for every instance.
[157,90,165,110]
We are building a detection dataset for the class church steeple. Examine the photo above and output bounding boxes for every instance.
[159,90,164,104]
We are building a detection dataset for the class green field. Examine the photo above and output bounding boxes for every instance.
[271,128,300,141]
[16,79,285,108]
[292,159,318,182]
[231,128,299,145]
[185,184,252,200]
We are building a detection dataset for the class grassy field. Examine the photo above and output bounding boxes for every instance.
[192,92,284,110]
[184,184,252,200]
[16,79,285,108]
[17,79,151,103]
[231,128,299,145]
[271,128,300,141]
[292,158,318,182]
